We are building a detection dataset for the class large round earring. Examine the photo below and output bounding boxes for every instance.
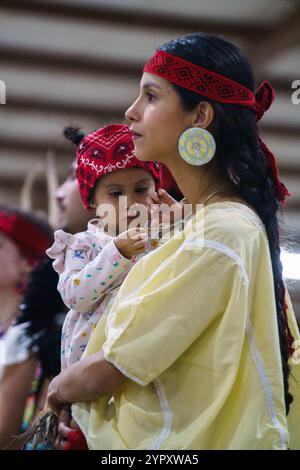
[178,127,216,166]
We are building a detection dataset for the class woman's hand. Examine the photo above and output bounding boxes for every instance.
[44,351,125,411]
[44,374,65,414]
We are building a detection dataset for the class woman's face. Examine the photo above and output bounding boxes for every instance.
[125,72,192,164]
[0,232,28,288]
[55,162,94,233]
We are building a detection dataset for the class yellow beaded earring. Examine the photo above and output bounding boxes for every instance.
[178,127,216,166]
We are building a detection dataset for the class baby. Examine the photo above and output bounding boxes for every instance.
[47,124,162,370]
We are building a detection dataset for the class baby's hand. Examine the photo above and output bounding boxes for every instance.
[150,189,184,228]
[114,227,148,259]
[151,189,179,207]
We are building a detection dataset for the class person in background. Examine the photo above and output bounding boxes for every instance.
[0,206,53,448]
[0,162,95,449]
[0,206,52,338]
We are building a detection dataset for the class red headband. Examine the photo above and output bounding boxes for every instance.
[144,51,290,206]
[144,50,255,106]
[0,211,52,265]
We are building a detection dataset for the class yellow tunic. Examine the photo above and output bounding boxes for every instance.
[72,202,300,450]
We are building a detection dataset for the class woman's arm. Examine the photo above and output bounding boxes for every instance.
[45,350,125,412]
[0,354,38,449]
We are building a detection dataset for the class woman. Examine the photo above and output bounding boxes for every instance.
[45,33,300,450]
[0,206,53,340]
[0,206,53,448]
[0,164,95,450]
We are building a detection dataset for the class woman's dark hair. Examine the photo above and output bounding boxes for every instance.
[159,32,292,413]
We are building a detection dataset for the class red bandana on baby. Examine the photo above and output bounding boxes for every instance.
[76,124,162,210]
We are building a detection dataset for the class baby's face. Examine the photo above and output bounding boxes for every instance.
[93,168,156,235]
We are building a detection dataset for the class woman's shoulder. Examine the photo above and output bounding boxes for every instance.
[184,201,267,260]
[204,201,264,236]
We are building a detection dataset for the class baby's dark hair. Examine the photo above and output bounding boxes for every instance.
[63,126,98,206]
[63,126,86,146]
[159,32,293,414]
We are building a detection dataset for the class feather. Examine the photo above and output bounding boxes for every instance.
[1,410,58,450]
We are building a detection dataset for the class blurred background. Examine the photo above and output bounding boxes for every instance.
[0,0,299,318]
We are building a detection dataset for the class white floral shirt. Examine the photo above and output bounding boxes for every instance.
[47,219,154,369]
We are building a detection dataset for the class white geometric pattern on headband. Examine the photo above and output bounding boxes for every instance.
[78,126,128,152]
[79,151,136,177]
